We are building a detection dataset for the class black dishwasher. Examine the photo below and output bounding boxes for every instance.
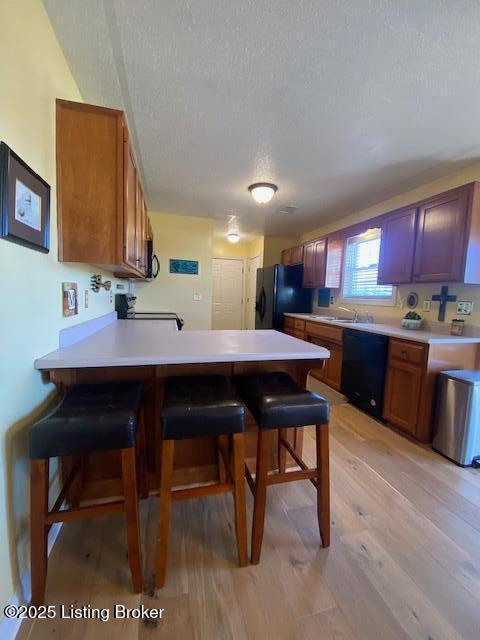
[341,329,389,418]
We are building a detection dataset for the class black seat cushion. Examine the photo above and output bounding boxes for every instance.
[29,382,143,459]
[162,375,245,440]
[235,372,329,430]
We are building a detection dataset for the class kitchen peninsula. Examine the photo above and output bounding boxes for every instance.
[34,317,329,500]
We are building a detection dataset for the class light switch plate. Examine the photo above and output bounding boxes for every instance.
[193,293,202,301]
[457,301,473,315]
[422,300,431,312]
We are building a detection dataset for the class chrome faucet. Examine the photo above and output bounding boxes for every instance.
[337,306,359,322]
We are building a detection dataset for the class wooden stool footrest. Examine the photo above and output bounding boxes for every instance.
[46,500,124,524]
[171,482,234,502]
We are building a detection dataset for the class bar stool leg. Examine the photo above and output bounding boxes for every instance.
[231,433,248,567]
[155,439,174,588]
[30,458,49,605]
[278,428,287,473]
[136,407,149,499]
[69,455,83,508]
[121,447,143,593]
[218,434,229,483]
[316,423,330,547]
[251,429,272,564]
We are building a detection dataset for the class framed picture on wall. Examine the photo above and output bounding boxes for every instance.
[0,142,50,253]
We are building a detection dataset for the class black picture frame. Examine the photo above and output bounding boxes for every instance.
[0,142,50,253]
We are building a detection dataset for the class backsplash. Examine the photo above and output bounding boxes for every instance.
[312,282,480,333]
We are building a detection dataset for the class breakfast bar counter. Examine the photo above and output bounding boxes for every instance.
[34,321,330,369]
[34,320,329,500]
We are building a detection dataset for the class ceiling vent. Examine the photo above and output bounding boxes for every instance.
[276,206,298,216]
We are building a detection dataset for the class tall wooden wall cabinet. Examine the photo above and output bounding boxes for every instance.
[56,100,148,278]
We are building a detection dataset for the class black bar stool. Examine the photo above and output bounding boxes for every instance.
[235,371,330,563]
[155,375,247,588]
[29,381,148,605]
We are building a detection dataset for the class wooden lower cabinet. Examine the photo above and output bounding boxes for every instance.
[321,340,343,390]
[304,322,343,391]
[284,321,479,443]
[382,338,478,442]
[383,360,423,436]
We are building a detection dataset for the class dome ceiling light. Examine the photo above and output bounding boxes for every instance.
[227,232,240,244]
[248,182,278,204]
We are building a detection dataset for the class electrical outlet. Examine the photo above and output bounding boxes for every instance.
[193,293,202,301]
[110,291,113,303]
[457,301,473,315]
[422,300,431,312]
[83,290,89,308]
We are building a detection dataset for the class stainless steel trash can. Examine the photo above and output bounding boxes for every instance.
[433,370,480,467]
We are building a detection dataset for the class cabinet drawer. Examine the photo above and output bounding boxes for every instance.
[389,339,426,366]
[284,317,295,329]
[305,322,343,344]
[294,319,306,331]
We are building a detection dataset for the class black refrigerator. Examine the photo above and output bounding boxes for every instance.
[255,264,312,330]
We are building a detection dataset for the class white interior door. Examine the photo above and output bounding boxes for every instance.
[212,258,244,329]
[246,255,261,329]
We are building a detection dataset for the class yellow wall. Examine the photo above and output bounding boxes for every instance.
[0,0,121,615]
[213,236,264,265]
[212,239,251,259]
[263,235,299,267]
[135,213,215,329]
[248,236,264,265]
[305,162,480,327]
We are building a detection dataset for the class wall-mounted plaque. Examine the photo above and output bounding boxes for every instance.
[169,259,199,275]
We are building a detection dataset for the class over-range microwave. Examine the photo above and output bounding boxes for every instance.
[147,239,159,279]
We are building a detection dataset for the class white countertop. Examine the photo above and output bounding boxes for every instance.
[34,322,330,369]
[285,313,480,345]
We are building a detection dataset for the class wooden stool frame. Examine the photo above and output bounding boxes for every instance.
[246,424,330,564]
[30,408,148,605]
[155,432,248,588]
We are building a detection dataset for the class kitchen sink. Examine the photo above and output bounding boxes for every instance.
[312,315,358,324]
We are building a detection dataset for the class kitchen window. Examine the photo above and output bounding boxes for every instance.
[340,228,396,305]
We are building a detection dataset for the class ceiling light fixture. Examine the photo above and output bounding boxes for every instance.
[227,232,240,244]
[248,182,278,204]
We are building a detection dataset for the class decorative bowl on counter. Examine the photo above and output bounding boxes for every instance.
[401,311,423,330]
[401,317,423,330]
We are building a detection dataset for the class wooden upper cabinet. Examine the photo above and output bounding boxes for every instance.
[313,239,327,286]
[281,247,292,266]
[302,240,315,285]
[281,244,304,266]
[377,207,417,285]
[302,238,326,287]
[291,244,304,265]
[124,138,138,271]
[56,99,148,278]
[325,236,344,289]
[413,186,471,283]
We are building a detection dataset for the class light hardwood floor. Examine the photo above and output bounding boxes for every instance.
[19,404,480,639]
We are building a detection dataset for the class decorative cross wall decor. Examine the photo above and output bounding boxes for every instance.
[431,285,457,321]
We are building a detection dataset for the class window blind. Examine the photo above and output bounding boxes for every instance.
[342,230,393,299]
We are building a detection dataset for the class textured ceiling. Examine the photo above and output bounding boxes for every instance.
[44,0,480,238]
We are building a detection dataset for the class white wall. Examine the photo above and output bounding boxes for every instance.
[0,0,121,615]
[135,212,214,329]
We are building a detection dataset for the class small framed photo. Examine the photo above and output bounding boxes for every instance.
[62,282,78,317]
[0,142,50,253]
